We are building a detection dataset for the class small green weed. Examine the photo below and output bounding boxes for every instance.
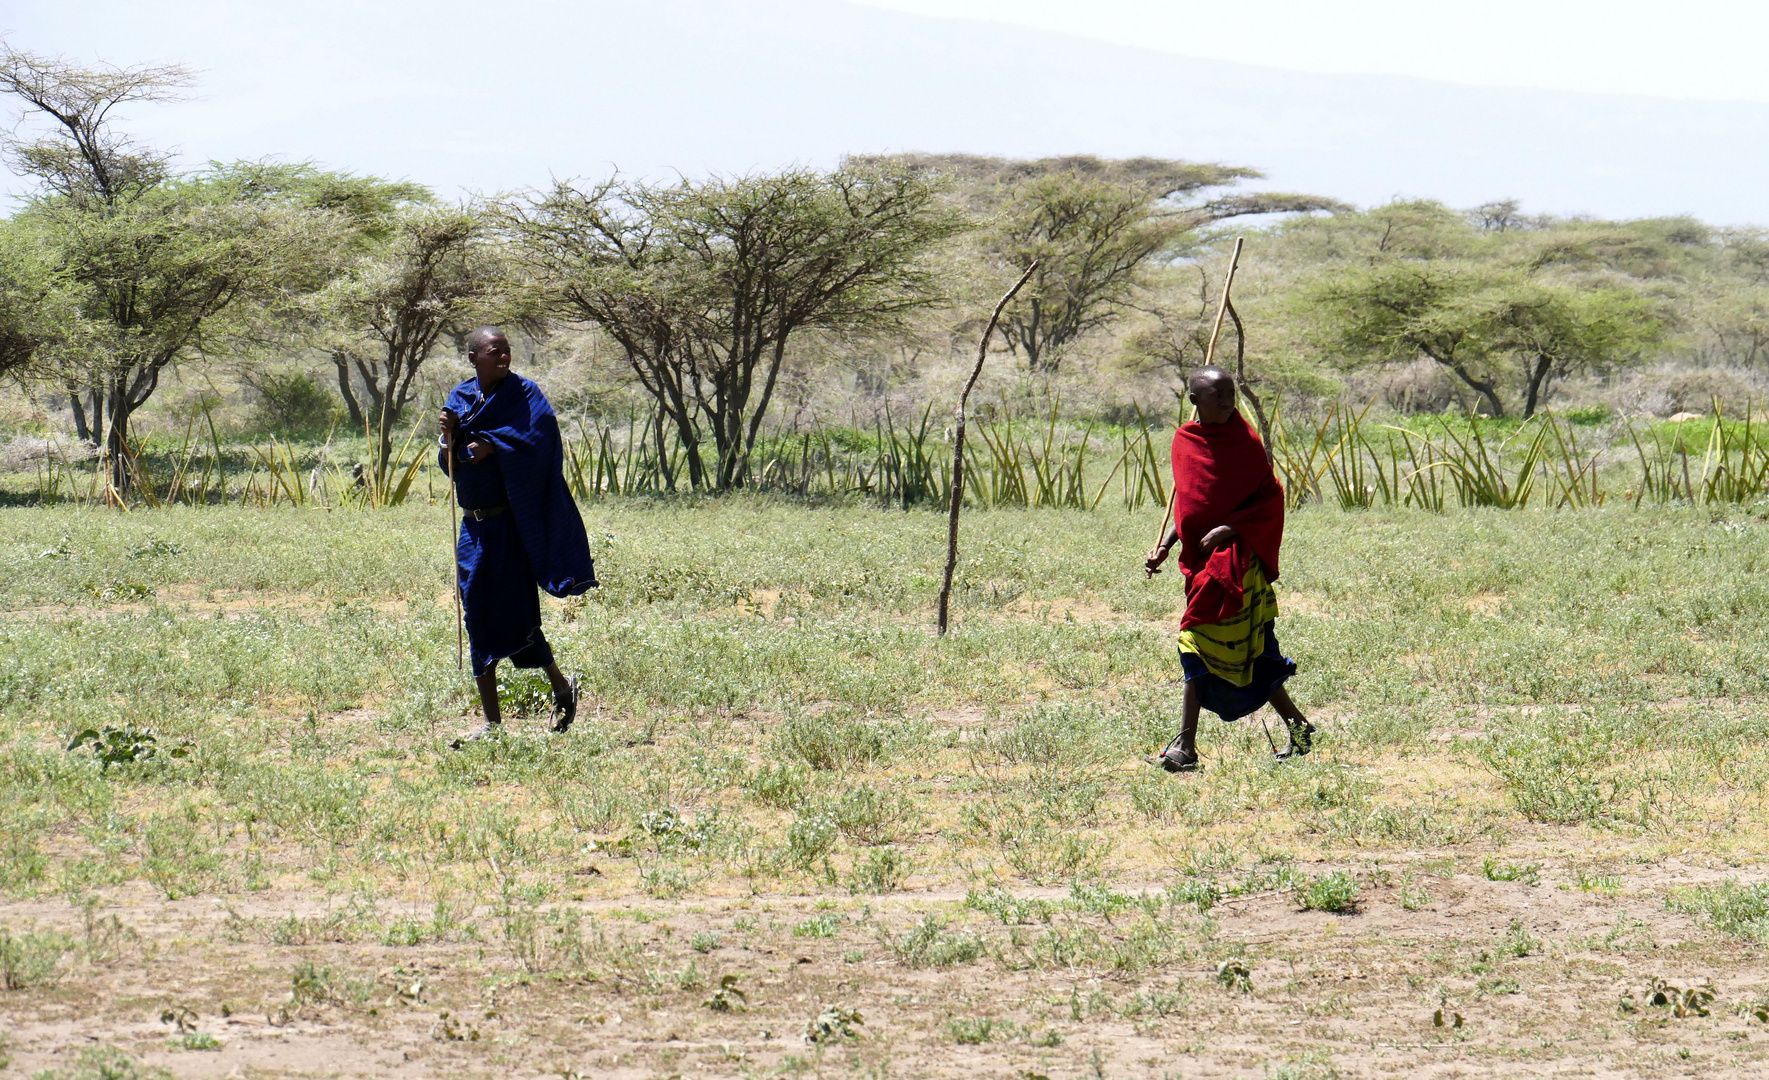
[794,913,840,938]
[1667,880,1769,940]
[32,1046,172,1080]
[0,926,74,988]
[1482,857,1541,886]
[1501,920,1540,957]
[66,725,177,770]
[1217,959,1253,992]
[690,931,721,953]
[947,1016,1002,1044]
[177,1032,221,1051]
[804,1004,863,1043]
[890,916,983,969]
[1296,871,1359,913]
[1167,877,1221,912]
[703,973,746,1012]
[1621,977,1716,1018]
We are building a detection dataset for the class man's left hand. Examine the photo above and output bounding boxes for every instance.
[1199,525,1239,552]
[461,440,494,464]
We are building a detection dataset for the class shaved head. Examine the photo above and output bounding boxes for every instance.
[1188,365,1234,396]
[466,325,506,354]
[1187,365,1238,426]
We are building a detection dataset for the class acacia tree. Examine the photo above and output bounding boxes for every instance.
[0,216,72,379]
[860,154,1345,373]
[1485,281,1660,417]
[1314,262,1659,417]
[311,204,503,479]
[0,46,336,487]
[1315,263,1510,416]
[503,166,962,490]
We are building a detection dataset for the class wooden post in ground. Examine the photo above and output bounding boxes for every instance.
[937,261,1038,636]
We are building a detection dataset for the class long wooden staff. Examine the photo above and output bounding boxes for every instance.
[1149,237,1246,561]
[445,420,463,670]
[937,261,1039,636]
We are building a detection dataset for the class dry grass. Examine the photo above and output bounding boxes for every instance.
[1,499,1768,1077]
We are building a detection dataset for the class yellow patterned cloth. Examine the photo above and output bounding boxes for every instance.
[1176,560,1280,687]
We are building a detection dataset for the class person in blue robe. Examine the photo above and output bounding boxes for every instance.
[439,326,597,745]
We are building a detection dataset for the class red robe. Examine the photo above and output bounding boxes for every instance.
[1170,413,1285,630]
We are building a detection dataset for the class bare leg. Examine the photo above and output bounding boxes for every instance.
[475,660,502,726]
[1268,685,1304,723]
[1151,681,1203,772]
[543,660,579,733]
[541,662,571,699]
[1176,681,1201,758]
[451,660,506,748]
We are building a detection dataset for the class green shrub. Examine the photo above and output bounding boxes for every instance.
[746,762,808,809]
[1479,716,1627,825]
[0,926,74,988]
[32,1046,171,1080]
[245,372,337,436]
[774,710,885,771]
[890,916,983,969]
[1296,871,1359,913]
[829,785,918,845]
[1667,880,1769,940]
[1482,857,1541,886]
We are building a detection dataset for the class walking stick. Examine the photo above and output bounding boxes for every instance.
[937,261,1039,636]
[444,419,463,670]
[1148,238,1245,572]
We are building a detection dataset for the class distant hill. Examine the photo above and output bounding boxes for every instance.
[6,0,1767,222]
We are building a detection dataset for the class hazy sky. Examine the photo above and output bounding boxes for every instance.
[1,0,1765,222]
[860,0,1769,102]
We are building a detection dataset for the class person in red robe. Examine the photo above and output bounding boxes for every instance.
[1142,366,1314,772]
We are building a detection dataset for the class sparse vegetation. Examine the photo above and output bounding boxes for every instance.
[0,501,1764,1072]
[2,41,1769,1077]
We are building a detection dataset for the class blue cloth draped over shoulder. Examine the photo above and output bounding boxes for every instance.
[441,373,596,674]
[442,372,598,598]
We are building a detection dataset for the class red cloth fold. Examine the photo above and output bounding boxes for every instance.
[1170,412,1285,629]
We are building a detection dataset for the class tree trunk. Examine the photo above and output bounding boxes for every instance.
[104,376,133,494]
[333,355,367,429]
[1443,361,1506,418]
[68,388,91,443]
[1020,298,1048,373]
[1522,353,1553,419]
[653,406,676,492]
[739,338,790,488]
[375,395,397,488]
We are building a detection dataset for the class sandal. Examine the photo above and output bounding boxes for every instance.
[1147,738,1200,773]
[1283,718,1315,758]
[549,676,580,734]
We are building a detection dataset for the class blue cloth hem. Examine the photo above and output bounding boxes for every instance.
[1179,622,1297,722]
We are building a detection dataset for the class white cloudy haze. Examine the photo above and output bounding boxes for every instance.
[1,0,1764,222]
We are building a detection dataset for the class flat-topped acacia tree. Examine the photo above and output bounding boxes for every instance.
[501,166,964,491]
[853,153,1348,375]
[0,46,338,490]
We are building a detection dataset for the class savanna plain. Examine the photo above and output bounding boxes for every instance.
[1,499,1768,1080]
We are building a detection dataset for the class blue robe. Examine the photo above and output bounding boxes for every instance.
[441,372,597,675]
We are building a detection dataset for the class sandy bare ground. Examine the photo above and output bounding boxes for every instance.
[4,847,1767,1079]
